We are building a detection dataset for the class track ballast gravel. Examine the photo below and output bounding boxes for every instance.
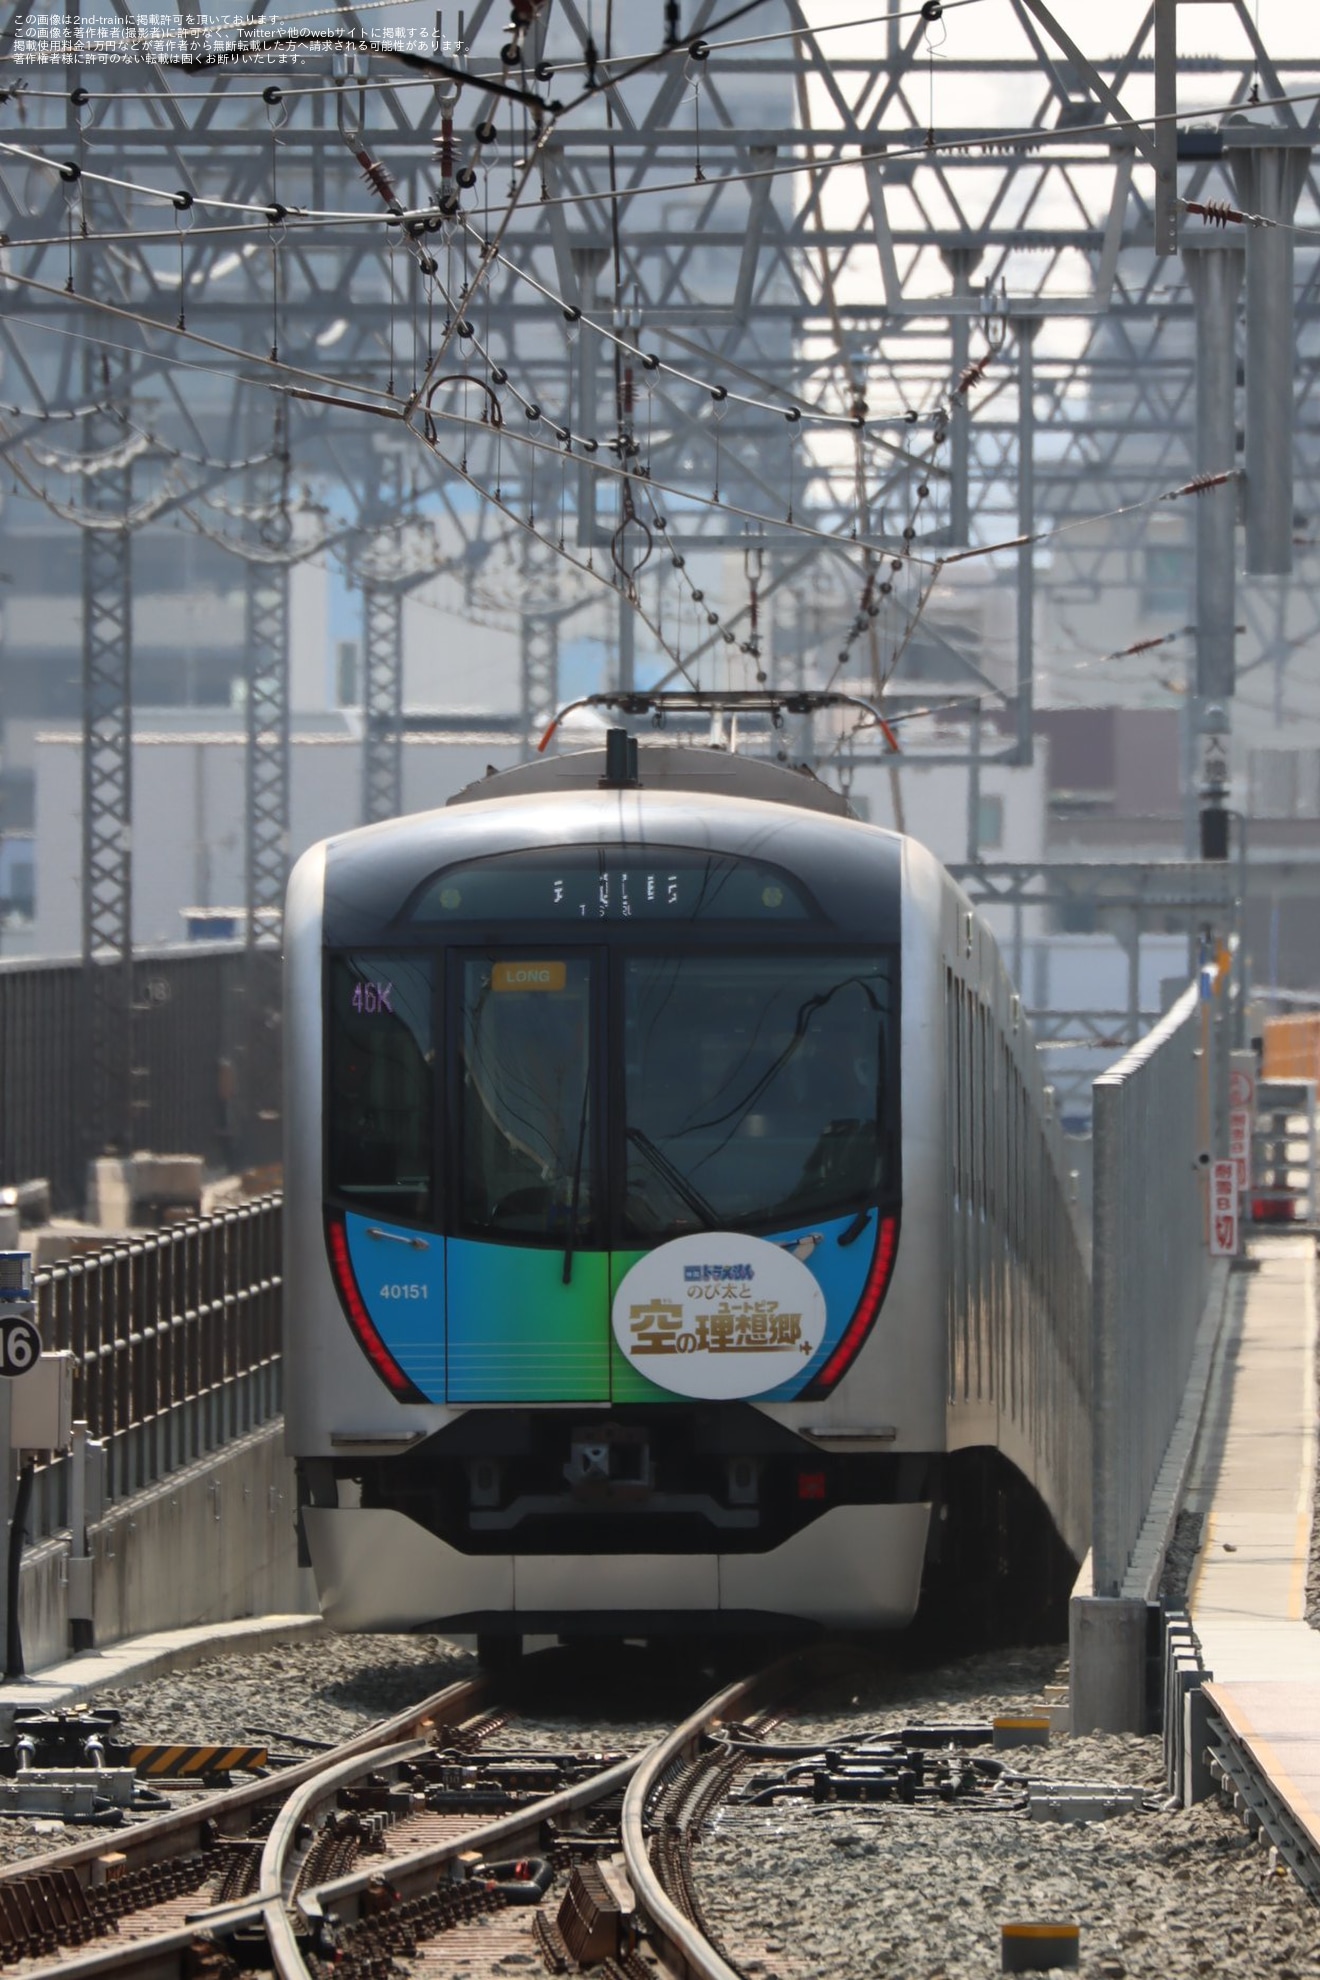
[695,1646,1320,1980]
[0,1634,477,1867]
[0,1631,1317,1979]
[0,1632,693,1868]
[92,1631,477,1747]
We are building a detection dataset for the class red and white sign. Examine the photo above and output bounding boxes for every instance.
[1229,1108,1251,1192]
[1210,1158,1240,1257]
[1229,1067,1255,1111]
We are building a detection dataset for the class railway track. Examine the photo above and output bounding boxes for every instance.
[275,1659,806,1980]
[0,1672,494,1976]
[0,1652,818,1980]
[9,1643,1257,1980]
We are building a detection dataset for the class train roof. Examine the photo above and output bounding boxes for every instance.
[315,754,901,948]
[448,743,855,818]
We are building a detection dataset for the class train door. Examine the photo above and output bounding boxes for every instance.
[445,948,611,1402]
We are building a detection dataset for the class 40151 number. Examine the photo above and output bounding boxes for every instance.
[379,1283,428,1300]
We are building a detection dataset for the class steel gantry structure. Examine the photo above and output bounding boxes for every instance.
[1,0,1319,1157]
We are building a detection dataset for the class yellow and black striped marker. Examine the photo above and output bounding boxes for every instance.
[992,1714,1052,1749]
[129,1744,268,1779]
[1001,1922,1080,1972]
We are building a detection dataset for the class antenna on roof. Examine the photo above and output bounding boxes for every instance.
[599,728,640,789]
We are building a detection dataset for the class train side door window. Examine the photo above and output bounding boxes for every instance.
[327,954,434,1221]
[454,954,598,1246]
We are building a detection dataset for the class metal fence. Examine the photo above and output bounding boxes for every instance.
[28,1195,283,1542]
[0,943,281,1210]
[1090,983,1222,1597]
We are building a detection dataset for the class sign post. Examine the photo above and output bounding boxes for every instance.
[0,1253,36,1679]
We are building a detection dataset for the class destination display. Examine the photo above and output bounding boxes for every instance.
[411,849,813,922]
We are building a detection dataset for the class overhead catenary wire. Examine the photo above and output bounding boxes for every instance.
[1,16,1316,731]
[411,420,707,694]
[2,95,1314,562]
[2,71,1317,492]
[8,269,1278,726]
[5,79,1320,240]
[1,260,1265,614]
[1,199,934,431]
[439,219,920,429]
[0,283,931,570]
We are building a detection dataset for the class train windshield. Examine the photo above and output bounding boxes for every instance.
[456,955,597,1244]
[325,946,894,1243]
[622,953,893,1239]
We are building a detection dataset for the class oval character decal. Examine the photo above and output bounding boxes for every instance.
[612,1232,827,1400]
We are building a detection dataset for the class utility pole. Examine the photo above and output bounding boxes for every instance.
[1228,130,1309,576]
[1016,319,1038,768]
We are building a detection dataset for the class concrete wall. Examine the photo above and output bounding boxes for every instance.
[17,1422,317,1673]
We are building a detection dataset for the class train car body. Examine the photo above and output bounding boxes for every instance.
[284,742,1090,1637]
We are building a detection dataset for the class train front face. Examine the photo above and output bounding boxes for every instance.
[286,787,935,1636]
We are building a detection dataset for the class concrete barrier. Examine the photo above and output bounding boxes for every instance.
[16,1421,317,1673]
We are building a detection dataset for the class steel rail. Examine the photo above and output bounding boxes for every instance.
[3,1669,487,1886]
[272,1661,805,1980]
[10,1670,488,1977]
[3,1922,208,1980]
[621,1668,776,1980]
[297,1743,642,1927]
[259,1735,433,1900]
[260,1734,453,1980]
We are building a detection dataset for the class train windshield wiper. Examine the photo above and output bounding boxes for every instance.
[626,1126,718,1229]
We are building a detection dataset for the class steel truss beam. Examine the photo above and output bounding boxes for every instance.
[80,353,134,1159]
[520,540,561,755]
[239,475,290,1165]
[947,861,1236,911]
[0,0,1318,780]
[243,553,291,948]
[362,585,404,823]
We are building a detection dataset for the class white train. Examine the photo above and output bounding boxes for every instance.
[283,734,1090,1652]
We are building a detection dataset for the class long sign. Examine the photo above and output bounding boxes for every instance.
[1229,1054,1256,1195]
[1210,1159,1240,1258]
[1228,1108,1251,1193]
